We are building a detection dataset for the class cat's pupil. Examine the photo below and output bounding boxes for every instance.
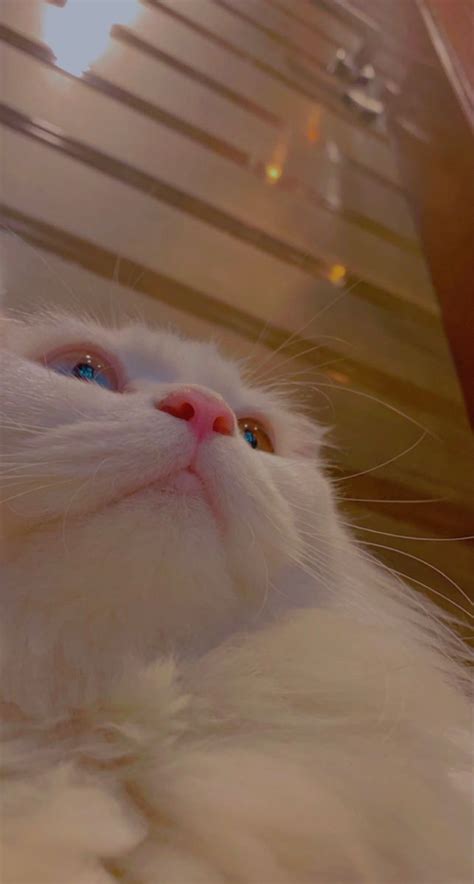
[244,429,258,449]
[73,362,96,382]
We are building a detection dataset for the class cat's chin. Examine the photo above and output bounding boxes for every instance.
[0,490,250,713]
[0,467,222,550]
[129,468,223,528]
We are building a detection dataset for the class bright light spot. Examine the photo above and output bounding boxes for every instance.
[327,264,347,286]
[306,108,321,144]
[326,193,341,210]
[43,0,140,77]
[326,369,350,384]
[325,173,341,210]
[265,163,283,183]
[326,140,341,164]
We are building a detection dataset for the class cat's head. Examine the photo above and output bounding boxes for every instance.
[1,312,341,665]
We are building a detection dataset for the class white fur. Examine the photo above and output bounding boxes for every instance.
[0,312,472,882]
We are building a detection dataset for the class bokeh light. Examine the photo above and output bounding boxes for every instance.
[326,369,350,384]
[265,163,283,183]
[327,264,347,286]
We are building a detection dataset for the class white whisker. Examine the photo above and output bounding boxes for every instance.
[314,383,438,439]
[247,277,360,380]
[0,478,74,507]
[334,431,428,482]
[339,520,474,545]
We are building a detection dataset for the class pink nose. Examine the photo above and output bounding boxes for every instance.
[156,388,235,440]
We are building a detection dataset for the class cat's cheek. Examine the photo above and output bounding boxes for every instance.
[0,501,47,566]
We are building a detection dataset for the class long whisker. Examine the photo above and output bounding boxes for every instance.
[248,277,360,379]
[255,342,338,385]
[313,383,437,438]
[370,560,474,623]
[294,517,473,611]
[1,223,82,306]
[0,421,48,435]
[261,508,469,655]
[338,520,474,545]
[299,544,471,626]
[0,478,75,506]
[334,431,428,482]
[340,496,448,505]
[61,457,112,553]
[353,539,473,614]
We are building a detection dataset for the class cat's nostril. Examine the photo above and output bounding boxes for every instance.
[159,400,195,422]
[212,414,233,436]
[157,389,235,440]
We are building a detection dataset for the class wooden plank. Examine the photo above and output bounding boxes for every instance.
[0,20,418,252]
[0,127,450,401]
[150,0,383,139]
[266,0,364,54]
[213,0,340,70]
[0,0,402,188]
[147,0,400,181]
[1,46,434,305]
[1,194,470,453]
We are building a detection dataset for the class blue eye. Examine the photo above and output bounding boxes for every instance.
[45,348,121,392]
[238,418,274,453]
[244,429,258,449]
[73,361,98,382]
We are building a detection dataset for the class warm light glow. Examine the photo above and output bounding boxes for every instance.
[326,370,350,384]
[265,163,283,183]
[306,109,321,144]
[327,264,347,286]
[325,173,341,210]
[43,0,140,77]
[326,140,341,164]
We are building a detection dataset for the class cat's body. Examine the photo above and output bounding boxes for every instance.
[0,312,472,882]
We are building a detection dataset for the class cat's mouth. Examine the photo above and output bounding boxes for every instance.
[115,466,223,525]
[4,465,224,541]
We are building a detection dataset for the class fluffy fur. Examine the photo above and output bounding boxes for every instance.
[0,312,472,882]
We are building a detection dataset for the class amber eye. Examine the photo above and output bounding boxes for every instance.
[44,347,121,392]
[238,418,274,453]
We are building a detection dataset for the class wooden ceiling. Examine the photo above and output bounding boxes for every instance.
[1,0,472,632]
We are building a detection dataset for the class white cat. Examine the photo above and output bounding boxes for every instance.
[0,311,472,883]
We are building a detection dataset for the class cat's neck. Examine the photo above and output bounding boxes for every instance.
[0,527,246,717]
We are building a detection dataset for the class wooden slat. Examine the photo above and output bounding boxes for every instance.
[267,0,364,54]
[1,196,471,472]
[0,128,453,408]
[151,0,383,139]
[111,24,412,223]
[0,46,434,306]
[0,0,402,188]
[0,20,418,253]
[213,0,340,71]
[142,0,400,181]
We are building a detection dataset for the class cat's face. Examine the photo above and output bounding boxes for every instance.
[1,314,339,660]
